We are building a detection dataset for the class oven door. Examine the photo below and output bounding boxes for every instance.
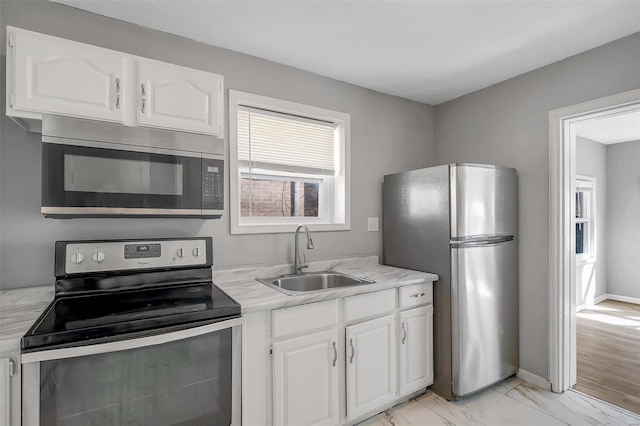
[22,318,241,426]
[41,141,223,218]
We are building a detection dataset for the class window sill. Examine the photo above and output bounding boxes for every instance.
[231,221,350,235]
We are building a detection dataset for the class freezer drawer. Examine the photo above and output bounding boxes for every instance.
[451,239,518,397]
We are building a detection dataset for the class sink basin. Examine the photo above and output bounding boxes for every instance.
[257,271,375,296]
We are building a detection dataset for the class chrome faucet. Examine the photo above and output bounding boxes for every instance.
[294,224,314,274]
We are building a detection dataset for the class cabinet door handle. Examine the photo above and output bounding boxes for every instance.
[115,78,121,109]
[402,322,407,344]
[410,292,426,298]
[332,341,337,367]
[141,83,146,113]
[349,338,355,364]
[9,358,17,377]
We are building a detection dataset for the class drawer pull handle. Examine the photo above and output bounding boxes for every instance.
[332,341,337,367]
[141,83,147,113]
[402,322,407,344]
[115,78,121,109]
[349,338,355,364]
[410,292,426,298]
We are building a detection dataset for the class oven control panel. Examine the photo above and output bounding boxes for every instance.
[63,238,209,274]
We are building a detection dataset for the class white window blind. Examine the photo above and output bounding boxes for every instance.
[237,106,336,175]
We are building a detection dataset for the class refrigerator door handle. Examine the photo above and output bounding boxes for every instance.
[450,235,515,247]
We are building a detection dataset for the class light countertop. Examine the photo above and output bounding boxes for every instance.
[213,255,438,314]
[0,286,54,353]
[0,256,438,353]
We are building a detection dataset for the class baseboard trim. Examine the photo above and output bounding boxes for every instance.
[606,294,640,305]
[577,294,608,312]
[594,294,608,304]
[517,369,551,391]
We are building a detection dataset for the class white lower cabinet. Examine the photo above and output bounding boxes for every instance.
[242,280,435,426]
[273,329,340,426]
[0,358,9,426]
[346,314,396,420]
[399,306,434,395]
[0,355,19,426]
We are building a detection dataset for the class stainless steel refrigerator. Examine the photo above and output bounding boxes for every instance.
[383,163,518,400]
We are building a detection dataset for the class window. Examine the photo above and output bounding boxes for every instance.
[575,176,595,263]
[229,90,350,234]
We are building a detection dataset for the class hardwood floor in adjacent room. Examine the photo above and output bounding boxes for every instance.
[574,299,640,414]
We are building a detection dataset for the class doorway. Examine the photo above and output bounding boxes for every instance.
[572,109,640,412]
[548,89,640,408]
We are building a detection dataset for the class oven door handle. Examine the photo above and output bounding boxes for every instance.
[21,317,242,364]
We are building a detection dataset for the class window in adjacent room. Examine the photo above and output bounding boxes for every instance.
[575,176,595,263]
[229,90,350,234]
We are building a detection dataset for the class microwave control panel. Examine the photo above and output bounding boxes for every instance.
[202,158,224,211]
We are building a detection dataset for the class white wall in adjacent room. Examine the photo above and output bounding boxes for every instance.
[575,136,608,308]
[606,140,640,300]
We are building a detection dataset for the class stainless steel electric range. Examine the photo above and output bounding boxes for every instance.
[21,237,241,426]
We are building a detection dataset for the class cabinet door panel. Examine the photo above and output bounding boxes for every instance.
[346,315,396,420]
[273,329,339,426]
[138,60,223,136]
[399,306,434,395]
[11,29,124,122]
[1,358,9,426]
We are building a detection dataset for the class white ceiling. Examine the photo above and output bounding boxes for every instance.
[52,0,640,105]
[574,109,640,144]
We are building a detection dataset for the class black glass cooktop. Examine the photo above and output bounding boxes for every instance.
[22,283,240,352]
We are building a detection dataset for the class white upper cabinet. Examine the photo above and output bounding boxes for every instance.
[6,27,224,137]
[8,27,125,123]
[137,59,223,136]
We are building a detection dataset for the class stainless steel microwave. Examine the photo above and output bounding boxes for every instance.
[40,116,224,218]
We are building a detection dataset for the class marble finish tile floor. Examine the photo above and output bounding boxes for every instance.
[359,377,640,426]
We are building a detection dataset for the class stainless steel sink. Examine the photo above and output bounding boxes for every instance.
[257,271,375,296]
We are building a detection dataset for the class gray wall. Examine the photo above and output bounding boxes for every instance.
[0,0,436,289]
[575,136,607,306]
[606,140,640,299]
[434,33,640,378]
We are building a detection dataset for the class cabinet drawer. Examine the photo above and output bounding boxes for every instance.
[344,289,396,323]
[399,282,433,309]
[272,299,338,339]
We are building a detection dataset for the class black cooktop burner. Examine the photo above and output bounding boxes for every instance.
[22,283,240,352]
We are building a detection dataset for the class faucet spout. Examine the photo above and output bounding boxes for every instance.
[294,224,314,274]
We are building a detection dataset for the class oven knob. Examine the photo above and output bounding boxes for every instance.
[70,252,85,264]
[192,248,201,257]
[177,248,185,258]
[92,251,106,263]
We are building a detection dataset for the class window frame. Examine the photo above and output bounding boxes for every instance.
[575,175,596,265]
[229,90,351,234]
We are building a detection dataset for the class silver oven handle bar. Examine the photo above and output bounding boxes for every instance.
[22,317,242,364]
